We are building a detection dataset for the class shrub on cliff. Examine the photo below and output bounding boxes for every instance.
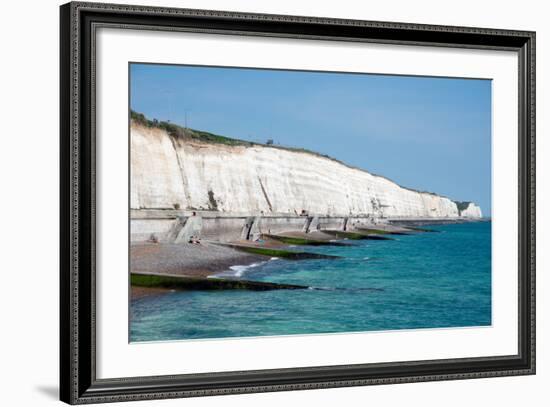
[454,201,471,212]
[131,110,254,146]
[130,110,150,126]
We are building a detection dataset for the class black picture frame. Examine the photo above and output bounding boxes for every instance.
[60,2,536,404]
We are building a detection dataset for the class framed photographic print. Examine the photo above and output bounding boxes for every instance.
[60,1,536,404]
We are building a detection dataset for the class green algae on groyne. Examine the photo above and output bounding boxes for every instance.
[402,226,440,233]
[321,230,395,241]
[216,243,342,260]
[357,227,412,236]
[262,234,354,247]
[131,272,308,291]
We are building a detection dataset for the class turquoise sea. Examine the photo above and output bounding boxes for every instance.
[130,222,491,342]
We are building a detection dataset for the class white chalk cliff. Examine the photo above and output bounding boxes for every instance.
[131,122,482,219]
[458,202,483,218]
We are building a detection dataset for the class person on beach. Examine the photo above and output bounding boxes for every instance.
[187,211,201,244]
[188,235,201,244]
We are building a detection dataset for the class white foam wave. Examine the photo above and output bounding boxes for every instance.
[210,261,266,279]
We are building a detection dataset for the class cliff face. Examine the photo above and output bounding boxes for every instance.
[458,202,483,218]
[131,123,480,218]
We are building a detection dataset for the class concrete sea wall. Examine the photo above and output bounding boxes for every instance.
[131,210,382,243]
[130,210,484,243]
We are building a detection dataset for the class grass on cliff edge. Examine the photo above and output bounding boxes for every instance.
[131,110,349,163]
[131,110,252,147]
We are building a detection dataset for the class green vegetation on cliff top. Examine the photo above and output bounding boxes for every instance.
[131,110,251,146]
[131,110,351,161]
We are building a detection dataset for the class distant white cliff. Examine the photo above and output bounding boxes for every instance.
[457,202,483,218]
[130,122,482,219]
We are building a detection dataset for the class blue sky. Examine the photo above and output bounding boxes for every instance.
[130,63,492,216]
